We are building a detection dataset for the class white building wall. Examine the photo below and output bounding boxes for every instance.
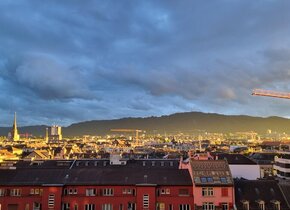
[229,164,260,180]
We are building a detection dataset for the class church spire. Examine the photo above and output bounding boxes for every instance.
[12,112,20,141]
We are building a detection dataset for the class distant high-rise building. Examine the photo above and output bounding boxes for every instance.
[11,112,20,141]
[48,125,62,143]
[45,127,49,143]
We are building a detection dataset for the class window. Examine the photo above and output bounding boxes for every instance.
[179,189,189,196]
[143,194,149,208]
[86,188,96,196]
[103,188,113,196]
[73,189,78,194]
[242,201,249,210]
[85,204,95,210]
[220,177,227,183]
[10,189,21,196]
[0,189,4,196]
[179,204,190,210]
[74,204,78,210]
[202,203,215,210]
[35,189,40,195]
[33,202,41,210]
[273,201,281,210]
[30,189,35,195]
[62,203,70,210]
[119,204,123,210]
[128,202,136,210]
[201,177,213,183]
[207,177,213,182]
[202,188,213,196]
[25,204,29,210]
[122,188,134,195]
[156,203,165,210]
[221,188,228,197]
[258,201,265,210]
[221,203,228,210]
[102,204,113,210]
[48,194,55,208]
[201,177,207,183]
[169,204,173,210]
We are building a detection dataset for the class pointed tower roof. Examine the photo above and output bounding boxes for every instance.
[11,112,20,141]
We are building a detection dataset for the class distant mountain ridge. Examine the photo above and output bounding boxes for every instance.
[1,112,290,137]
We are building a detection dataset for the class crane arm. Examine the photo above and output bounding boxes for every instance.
[252,89,290,100]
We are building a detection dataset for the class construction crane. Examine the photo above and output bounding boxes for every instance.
[110,129,144,145]
[252,89,290,99]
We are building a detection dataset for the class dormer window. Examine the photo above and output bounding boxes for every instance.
[257,200,265,210]
[271,200,281,210]
[242,200,249,210]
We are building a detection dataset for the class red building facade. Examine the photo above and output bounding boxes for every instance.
[0,159,195,210]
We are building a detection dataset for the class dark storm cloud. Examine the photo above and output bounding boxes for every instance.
[0,0,290,126]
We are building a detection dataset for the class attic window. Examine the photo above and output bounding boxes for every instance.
[242,200,249,210]
[257,200,265,210]
[144,175,148,183]
[170,161,173,166]
[161,161,164,166]
[207,177,213,182]
[152,161,155,166]
[271,200,281,210]
[220,177,227,183]
[255,188,260,195]
[142,161,146,166]
[201,177,207,183]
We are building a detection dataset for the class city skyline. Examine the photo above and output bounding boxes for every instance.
[1,1,290,126]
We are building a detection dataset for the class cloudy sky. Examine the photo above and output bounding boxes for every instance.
[1,0,290,126]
